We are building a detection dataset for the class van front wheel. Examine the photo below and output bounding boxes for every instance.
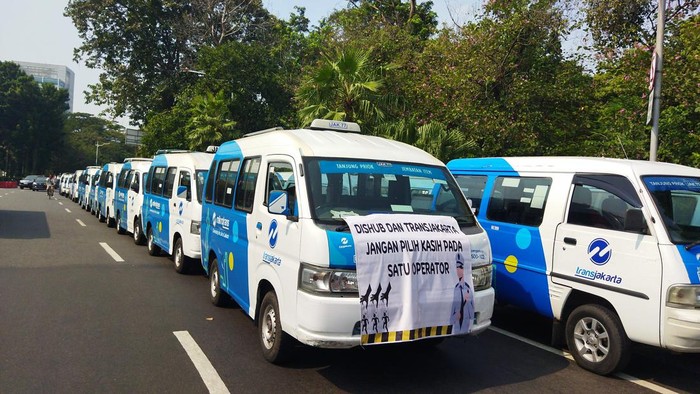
[173,238,190,274]
[258,291,292,364]
[565,304,630,375]
[209,260,228,306]
[133,218,146,245]
[116,213,126,234]
[147,227,161,256]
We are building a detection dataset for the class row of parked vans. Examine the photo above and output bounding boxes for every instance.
[55,119,700,375]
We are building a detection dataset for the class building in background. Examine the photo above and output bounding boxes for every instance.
[14,61,75,111]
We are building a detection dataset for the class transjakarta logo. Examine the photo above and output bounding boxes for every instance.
[575,266,623,285]
[178,201,184,216]
[587,238,612,265]
[268,220,278,248]
[149,199,161,210]
[211,212,230,230]
[118,191,126,200]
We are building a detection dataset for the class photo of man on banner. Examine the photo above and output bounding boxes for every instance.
[451,252,474,334]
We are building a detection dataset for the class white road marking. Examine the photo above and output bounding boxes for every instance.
[59,202,64,205]
[65,208,71,213]
[99,242,124,262]
[489,326,678,393]
[76,219,86,227]
[173,331,230,394]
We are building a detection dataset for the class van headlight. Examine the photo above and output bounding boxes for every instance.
[299,263,358,295]
[190,220,201,235]
[472,264,493,291]
[667,285,700,309]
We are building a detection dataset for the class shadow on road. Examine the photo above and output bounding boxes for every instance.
[0,211,50,239]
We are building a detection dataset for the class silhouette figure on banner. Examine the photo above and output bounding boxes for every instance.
[450,252,474,334]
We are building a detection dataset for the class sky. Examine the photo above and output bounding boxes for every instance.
[0,0,483,127]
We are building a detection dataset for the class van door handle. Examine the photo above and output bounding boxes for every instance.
[564,237,577,245]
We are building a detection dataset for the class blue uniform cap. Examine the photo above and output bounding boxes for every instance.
[456,252,464,269]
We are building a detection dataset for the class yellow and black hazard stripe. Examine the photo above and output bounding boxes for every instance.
[361,325,453,345]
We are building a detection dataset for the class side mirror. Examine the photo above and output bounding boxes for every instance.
[130,183,139,193]
[268,190,290,216]
[177,185,188,199]
[624,208,647,233]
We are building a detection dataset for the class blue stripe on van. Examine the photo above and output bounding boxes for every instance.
[677,246,700,285]
[447,157,554,318]
[326,231,356,269]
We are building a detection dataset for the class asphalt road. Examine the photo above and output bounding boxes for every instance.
[0,188,697,393]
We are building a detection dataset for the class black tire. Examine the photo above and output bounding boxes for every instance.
[173,237,191,274]
[258,291,293,364]
[146,226,161,256]
[209,260,229,306]
[565,304,630,375]
[98,206,106,223]
[107,209,115,228]
[116,212,126,234]
[133,218,146,245]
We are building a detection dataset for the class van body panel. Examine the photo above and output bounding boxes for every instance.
[115,159,152,234]
[143,152,212,259]
[202,125,495,351]
[448,156,700,362]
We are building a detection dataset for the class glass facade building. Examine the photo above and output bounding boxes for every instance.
[14,61,75,112]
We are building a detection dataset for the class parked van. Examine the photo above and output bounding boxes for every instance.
[447,156,700,375]
[115,158,152,242]
[200,120,495,363]
[71,170,83,202]
[142,152,212,272]
[79,166,101,211]
[96,162,124,226]
[89,169,101,215]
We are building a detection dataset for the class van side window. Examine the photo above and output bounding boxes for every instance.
[266,162,296,214]
[106,172,114,188]
[164,167,177,197]
[568,175,647,233]
[487,177,551,226]
[117,169,129,188]
[454,175,488,214]
[178,170,191,201]
[130,171,140,193]
[205,160,217,204]
[214,160,241,208]
[151,167,167,195]
[235,157,261,213]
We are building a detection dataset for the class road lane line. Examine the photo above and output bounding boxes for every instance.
[76,219,86,227]
[65,208,71,213]
[99,242,124,262]
[59,202,64,205]
[173,331,230,394]
[488,327,677,393]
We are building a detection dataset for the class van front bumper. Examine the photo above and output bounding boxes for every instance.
[295,287,495,348]
[664,306,700,352]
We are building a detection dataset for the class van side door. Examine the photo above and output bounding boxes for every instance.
[552,174,662,345]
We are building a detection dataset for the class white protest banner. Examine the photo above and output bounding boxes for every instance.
[344,214,474,345]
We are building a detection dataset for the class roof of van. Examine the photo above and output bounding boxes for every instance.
[151,151,214,170]
[217,128,443,166]
[447,156,700,177]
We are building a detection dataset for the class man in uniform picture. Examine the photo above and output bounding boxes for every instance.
[450,252,474,334]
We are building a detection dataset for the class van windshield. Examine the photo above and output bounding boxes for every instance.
[304,158,476,227]
[643,176,700,245]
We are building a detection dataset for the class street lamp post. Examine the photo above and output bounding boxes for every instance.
[95,141,110,165]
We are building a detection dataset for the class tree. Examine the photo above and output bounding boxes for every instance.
[375,118,476,162]
[186,91,236,151]
[296,47,395,128]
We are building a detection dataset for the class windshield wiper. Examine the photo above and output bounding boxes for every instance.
[684,240,700,251]
[335,224,350,232]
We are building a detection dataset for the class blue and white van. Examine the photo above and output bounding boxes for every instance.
[447,156,700,375]
[142,152,212,272]
[70,170,82,202]
[81,166,101,212]
[200,120,495,363]
[114,158,152,240]
[97,162,123,226]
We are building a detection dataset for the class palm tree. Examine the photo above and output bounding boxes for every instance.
[375,118,476,162]
[296,47,395,127]
[186,90,236,151]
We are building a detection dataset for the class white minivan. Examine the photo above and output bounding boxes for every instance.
[114,158,153,242]
[142,152,213,273]
[447,156,700,375]
[200,119,495,363]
